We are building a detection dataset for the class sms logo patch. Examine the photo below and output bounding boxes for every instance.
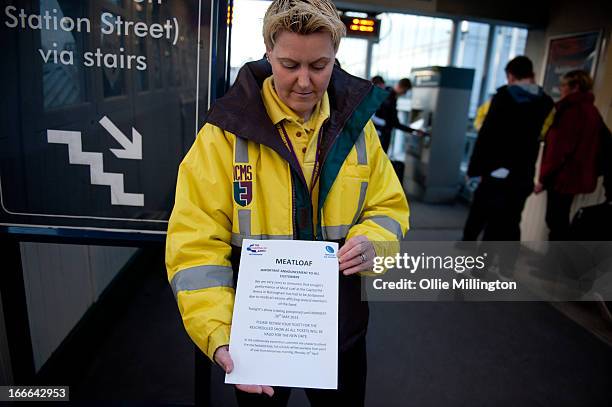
[233,164,253,206]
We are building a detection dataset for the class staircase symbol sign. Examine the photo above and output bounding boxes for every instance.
[47,116,144,207]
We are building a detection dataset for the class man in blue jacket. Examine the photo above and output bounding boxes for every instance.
[463,56,554,241]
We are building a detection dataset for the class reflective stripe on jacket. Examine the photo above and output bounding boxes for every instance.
[166,59,410,360]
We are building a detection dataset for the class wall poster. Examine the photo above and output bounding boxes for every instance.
[542,31,602,100]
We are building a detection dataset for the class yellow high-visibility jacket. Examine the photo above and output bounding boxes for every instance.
[166,59,410,361]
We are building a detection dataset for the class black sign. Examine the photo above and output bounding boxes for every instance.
[0,0,221,239]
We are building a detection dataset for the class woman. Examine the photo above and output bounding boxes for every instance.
[165,0,409,405]
[535,70,606,240]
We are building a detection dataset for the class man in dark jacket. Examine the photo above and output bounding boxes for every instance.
[375,78,413,153]
[463,56,554,241]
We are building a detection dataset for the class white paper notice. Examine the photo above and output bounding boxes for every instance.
[225,239,339,389]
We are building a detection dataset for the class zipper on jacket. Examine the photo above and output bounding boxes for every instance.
[290,171,317,241]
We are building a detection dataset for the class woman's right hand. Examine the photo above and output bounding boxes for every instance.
[214,345,275,397]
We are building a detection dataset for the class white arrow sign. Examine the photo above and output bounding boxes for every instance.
[99,116,143,160]
[47,129,144,207]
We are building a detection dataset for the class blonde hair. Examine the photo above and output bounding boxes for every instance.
[562,70,594,93]
[263,0,346,52]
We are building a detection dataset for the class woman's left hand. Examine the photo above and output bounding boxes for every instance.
[338,235,376,275]
[534,182,544,194]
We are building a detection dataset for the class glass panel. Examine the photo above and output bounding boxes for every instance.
[168,35,182,87]
[485,26,528,100]
[135,36,149,91]
[371,13,453,83]
[132,0,148,92]
[40,0,87,110]
[336,37,368,79]
[454,21,490,118]
[163,40,173,86]
[100,12,127,97]
[150,3,164,88]
[230,0,272,84]
[149,41,163,88]
[134,1,147,19]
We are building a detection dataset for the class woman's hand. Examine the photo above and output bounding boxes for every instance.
[534,182,544,194]
[214,345,274,397]
[338,235,376,275]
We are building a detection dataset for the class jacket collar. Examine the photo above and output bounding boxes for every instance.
[557,91,595,108]
[205,58,374,186]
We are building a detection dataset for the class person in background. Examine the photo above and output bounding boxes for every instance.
[534,70,609,240]
[375,78,414,153]
[371,75,386,89]
[463,56,554,241]
[370,75,387,130]
[473,99,492,132]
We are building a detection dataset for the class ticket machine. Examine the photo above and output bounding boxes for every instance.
[403,66,474,203]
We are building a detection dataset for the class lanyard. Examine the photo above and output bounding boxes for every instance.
[277,123,324,195]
